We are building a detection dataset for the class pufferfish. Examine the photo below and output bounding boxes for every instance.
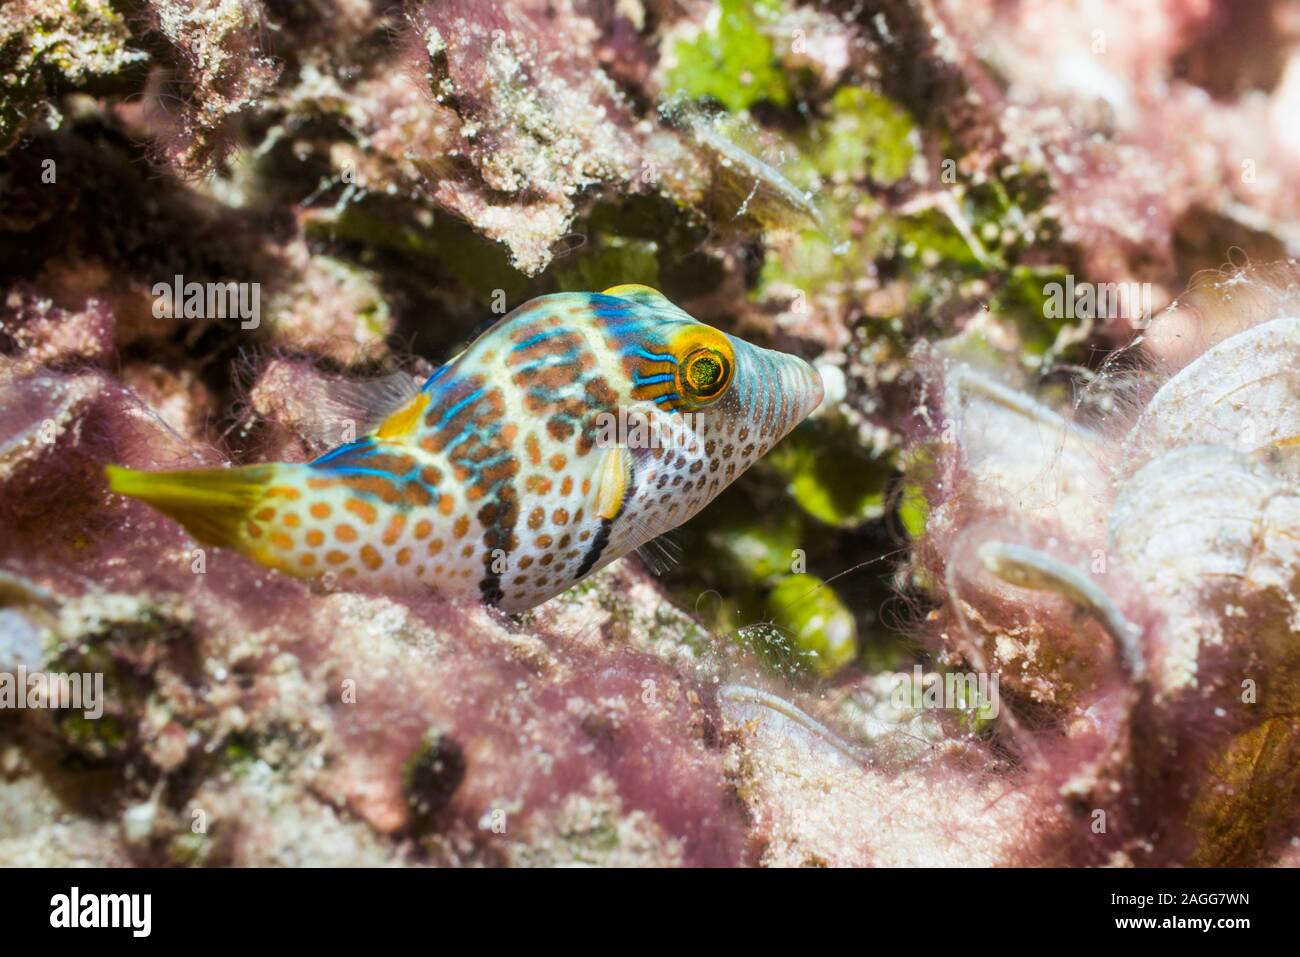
[106,285,823,612]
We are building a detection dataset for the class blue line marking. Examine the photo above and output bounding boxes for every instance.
[527,384,578,404]
[436,387,485,427]
[420,363,452,393]
[321,466,402,481]
[516,351,578,373]
[512,329,563,352]
[309,439,372,467]
[633,372,675,386]
[629,347,676,364]
[443,430,471,455]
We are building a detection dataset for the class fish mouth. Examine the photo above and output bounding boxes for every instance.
[790,354,824,420]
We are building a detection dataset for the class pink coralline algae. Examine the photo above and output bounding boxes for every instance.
[903,265,1300,866]
[0,356,755,865]
[3,0,1300,869]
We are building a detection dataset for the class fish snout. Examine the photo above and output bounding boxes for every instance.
[786,353,824,423]
[730,340,824,441]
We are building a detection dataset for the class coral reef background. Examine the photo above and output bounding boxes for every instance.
[2,0,1299,866]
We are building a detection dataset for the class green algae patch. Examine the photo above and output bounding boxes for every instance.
[764,573,858,678]
[766,423,892,529]
[696,487,804,587]
[665,0,792,111]
[810,87,917,185]
[897,481,931,540]
[993,263,1079,358]
[556,237,661,293]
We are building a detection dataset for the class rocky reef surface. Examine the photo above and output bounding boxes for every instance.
[2,0,1299,866]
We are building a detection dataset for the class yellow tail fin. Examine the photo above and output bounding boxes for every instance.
[106,464,274,549]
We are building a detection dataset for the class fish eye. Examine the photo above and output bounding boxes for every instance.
[680,347,732,400]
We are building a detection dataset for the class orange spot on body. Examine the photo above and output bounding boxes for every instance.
[345,499,377,524]
[256,507,277,522]
[361,545,382,570]
[336,524,358,542]
[382,515,406,546]
[454,516,470,538]
[310,503,331,519]
[415,519,433,539]
[326,550,348,565]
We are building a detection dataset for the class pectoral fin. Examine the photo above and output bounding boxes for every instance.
[593,445,633,521]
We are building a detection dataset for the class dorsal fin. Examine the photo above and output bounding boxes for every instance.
[601,284,695,321]
[375,392,431,440]
[291,370,422,449]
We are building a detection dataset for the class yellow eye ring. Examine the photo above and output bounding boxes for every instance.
[679,347,732,401]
